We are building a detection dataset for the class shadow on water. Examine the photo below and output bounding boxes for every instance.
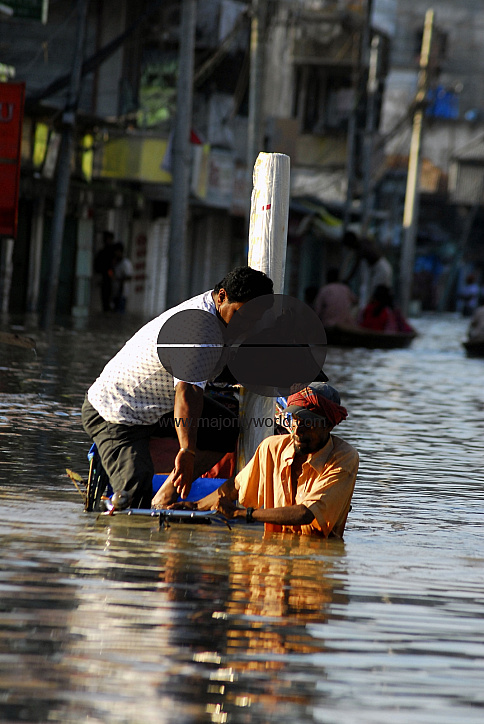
[1,312,484,723]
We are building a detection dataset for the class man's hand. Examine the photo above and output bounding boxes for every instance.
[171,447,195,499]
[167,500,198,511]
[196,483,238,518]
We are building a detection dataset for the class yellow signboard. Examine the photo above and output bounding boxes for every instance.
[100,137,172,184]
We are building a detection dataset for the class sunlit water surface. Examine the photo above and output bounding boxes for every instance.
[0,313,483,723]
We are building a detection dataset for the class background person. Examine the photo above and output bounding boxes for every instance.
[313,267,358,328]
[468,305,484,341]
[342,230,394,308]
[112,242,134,313]
[93,230,116,312]
[457,272,480,317]
[360,284,414,333]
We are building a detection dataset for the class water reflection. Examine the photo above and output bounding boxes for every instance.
[0,516,350,722]
[0,313,483,723]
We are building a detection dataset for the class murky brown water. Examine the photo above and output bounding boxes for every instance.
[1,313,483,723]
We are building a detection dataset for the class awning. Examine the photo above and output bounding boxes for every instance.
[290,196,343,241]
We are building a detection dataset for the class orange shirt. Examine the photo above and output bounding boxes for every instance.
[235,434,359,538]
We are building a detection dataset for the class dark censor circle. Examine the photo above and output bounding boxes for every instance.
[157,309,226,382]
[225,294,327,397]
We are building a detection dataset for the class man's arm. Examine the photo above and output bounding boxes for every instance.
[195,436,316,525]
[171,381,204,498]
[233,504,314,526]
[197,485,315,525]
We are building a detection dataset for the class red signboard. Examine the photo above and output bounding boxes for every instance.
[0,82,25,238]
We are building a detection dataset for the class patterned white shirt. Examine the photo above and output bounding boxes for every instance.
[88,290,224,425]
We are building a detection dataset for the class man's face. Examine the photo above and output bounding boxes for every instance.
[290,414,330,455]
[214,289,244,326]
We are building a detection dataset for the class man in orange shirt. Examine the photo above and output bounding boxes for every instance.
[197,382,359,538]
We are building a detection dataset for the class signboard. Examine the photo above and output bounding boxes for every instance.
[0,82,25,238]
[2,0,48,23]
[204,148,235,209]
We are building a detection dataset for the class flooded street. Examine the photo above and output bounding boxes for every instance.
[1,313,483,724]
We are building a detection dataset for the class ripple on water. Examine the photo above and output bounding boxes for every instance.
[0,313,484,723]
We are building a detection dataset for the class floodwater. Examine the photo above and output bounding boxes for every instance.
[0,313,483,724]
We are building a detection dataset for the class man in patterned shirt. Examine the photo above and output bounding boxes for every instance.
[82,266,273,509]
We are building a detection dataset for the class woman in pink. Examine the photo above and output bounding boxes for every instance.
[313,268,358,328]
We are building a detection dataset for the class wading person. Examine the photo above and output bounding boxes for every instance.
[194,382,359,538]
[112,242,134,313]
[468,304,484,341]
[82,266,274,509]
[342,230,393,308]
[94,230,116,312]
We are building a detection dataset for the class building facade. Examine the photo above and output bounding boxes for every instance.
[377,0,484,309]
[2,0,390,319]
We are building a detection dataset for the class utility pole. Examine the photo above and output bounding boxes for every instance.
[343,0,373,234]
[399,9,434,316]
[166,0,197,309]
[246,0,266,176]
[360,34,380,236]
[42,0,89,328]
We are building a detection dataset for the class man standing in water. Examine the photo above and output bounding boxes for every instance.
[194,382,359,538]
[82,266,274,509]
[93,230,116,312]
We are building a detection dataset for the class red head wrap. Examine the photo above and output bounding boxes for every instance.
[286,387,348,427]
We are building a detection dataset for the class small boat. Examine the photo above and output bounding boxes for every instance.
[100,507,230,528]
[463,338,484,358]
[67,446,229,526]
[0,330,36,349]
[325,324,417,349]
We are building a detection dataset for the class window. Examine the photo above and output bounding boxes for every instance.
[294,66,354,134]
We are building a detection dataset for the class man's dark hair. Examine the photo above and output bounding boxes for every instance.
[214,266,274,302]
[326,267,340,284]
[342,230,360,249]
[370,284,394,311]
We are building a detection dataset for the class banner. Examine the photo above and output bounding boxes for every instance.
[0,82,25,238]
